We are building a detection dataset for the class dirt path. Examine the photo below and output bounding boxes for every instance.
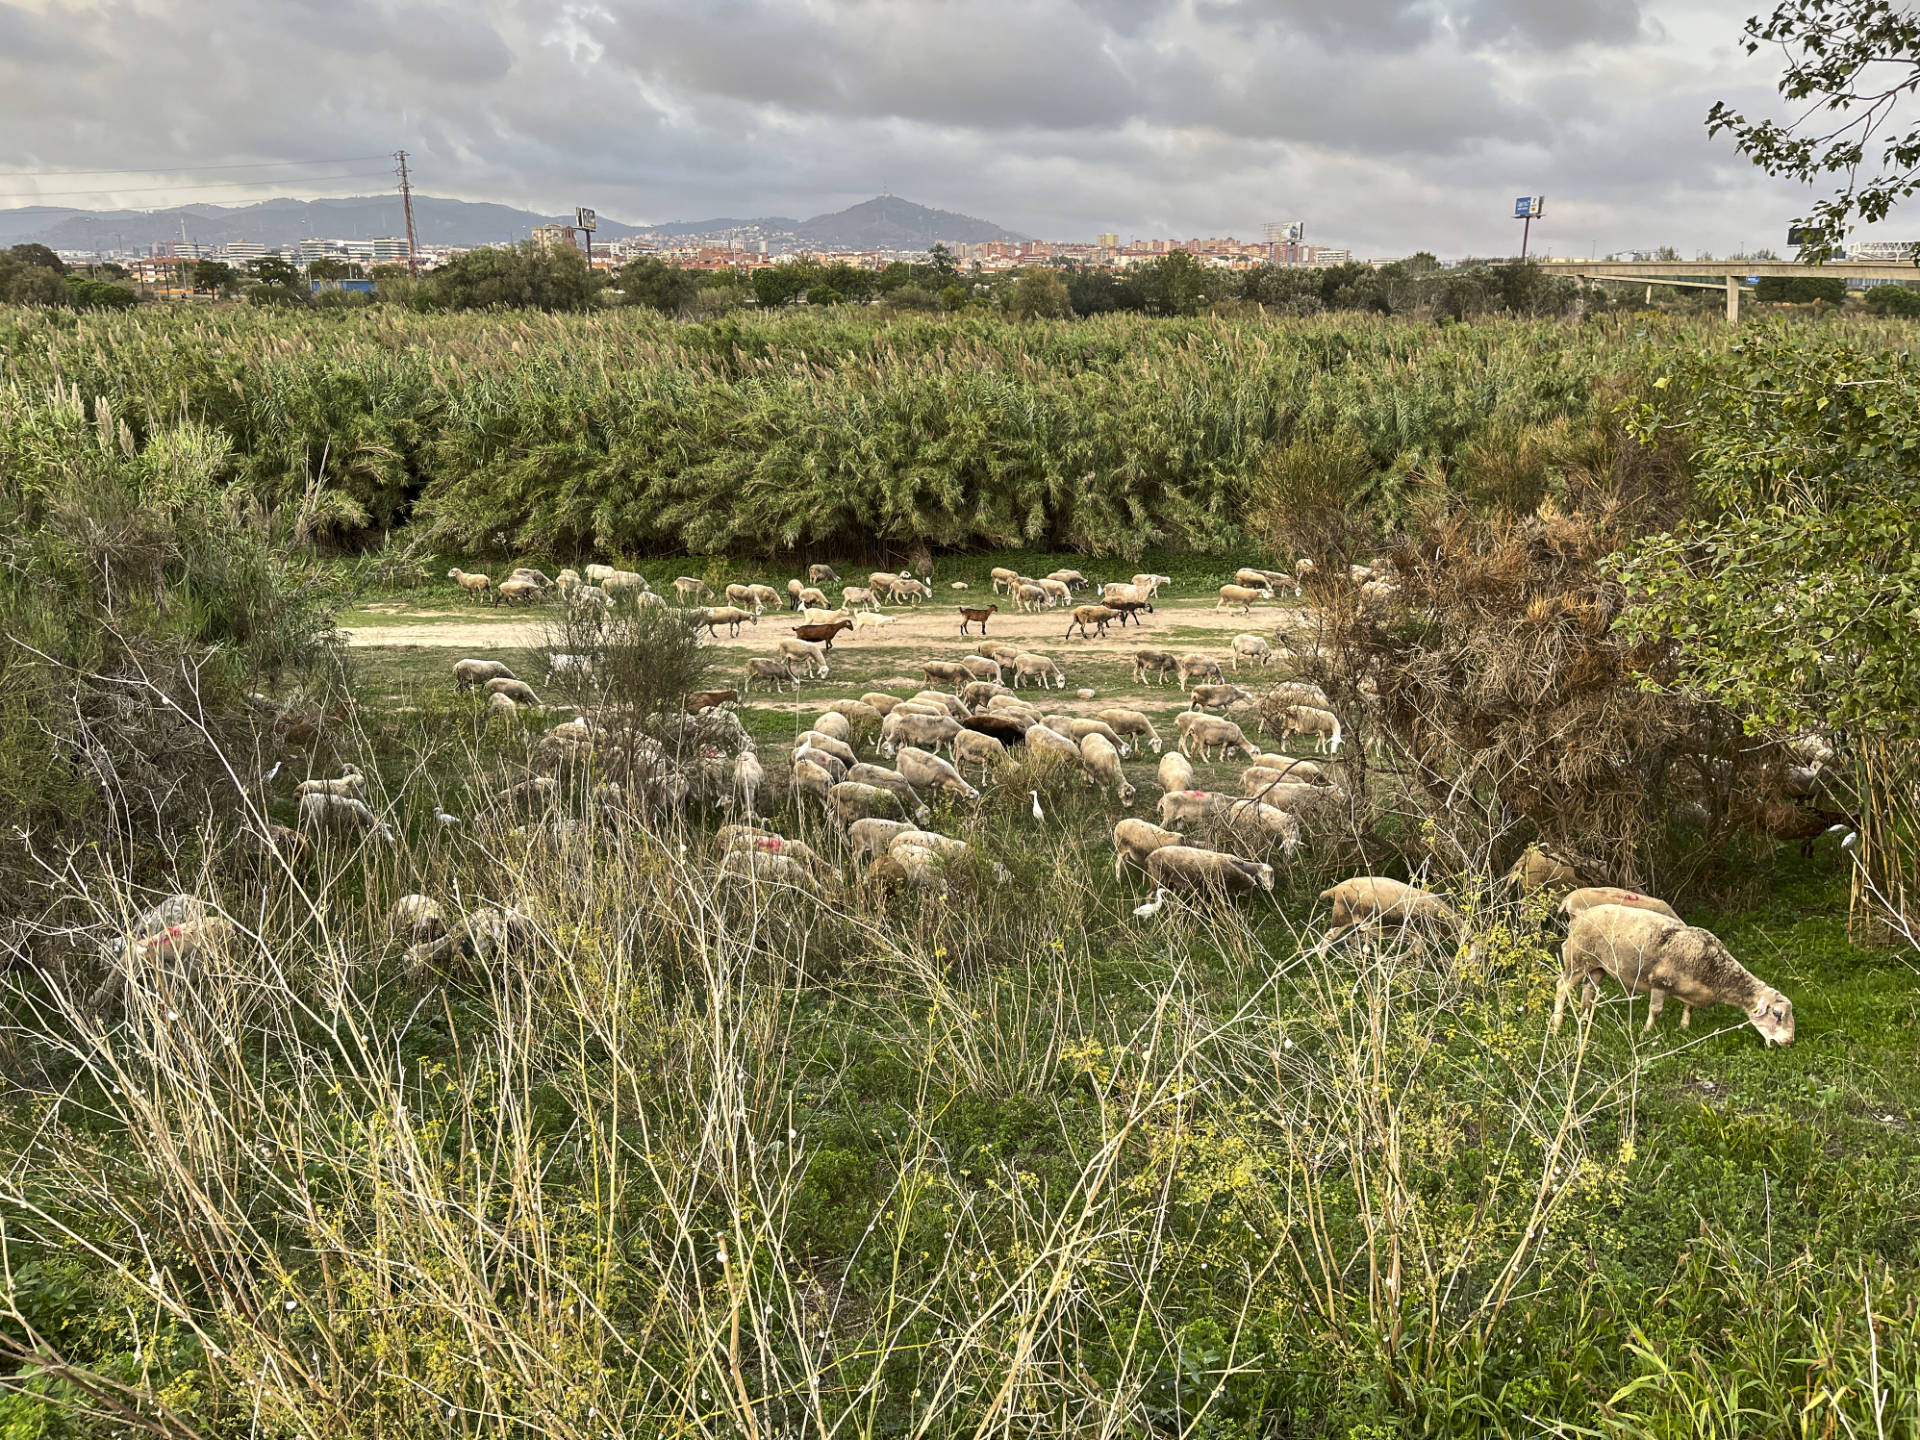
[340,593,1287,655]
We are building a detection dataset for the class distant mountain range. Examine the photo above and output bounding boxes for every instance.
[1,193,1024,253]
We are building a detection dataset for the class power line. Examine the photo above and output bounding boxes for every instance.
[0,172,398,202]
[0,155,394,180]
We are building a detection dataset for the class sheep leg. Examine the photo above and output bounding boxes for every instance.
[1550,972,1574,1031]
[1680,1003,1693,1029]
[1644,988,1666,1031]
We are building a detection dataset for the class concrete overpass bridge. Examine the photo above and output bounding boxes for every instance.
[1547,259,1917,322]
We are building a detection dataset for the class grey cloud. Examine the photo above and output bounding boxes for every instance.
[1455,0,1651,50]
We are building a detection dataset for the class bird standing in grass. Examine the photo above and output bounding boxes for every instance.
[1030,790,1044,824]
[1133,888,1170,919]
[433,806,460,827]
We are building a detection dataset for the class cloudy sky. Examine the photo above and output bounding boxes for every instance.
[0,0,1865,257]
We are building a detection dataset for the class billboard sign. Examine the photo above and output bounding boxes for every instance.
[575,207,597,232]
[1513,195,1544,219]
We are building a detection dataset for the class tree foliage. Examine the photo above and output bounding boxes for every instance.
[423,242,604,312]
[1708,0,1920,260]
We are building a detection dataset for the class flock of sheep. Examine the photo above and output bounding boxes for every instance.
[297,552,1802,1052]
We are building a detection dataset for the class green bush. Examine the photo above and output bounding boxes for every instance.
[1864,282,1920,315]
[1755,274,1848,303]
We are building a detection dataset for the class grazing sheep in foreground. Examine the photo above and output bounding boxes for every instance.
[744,657,799,693]
[1112,818,1188,880]
[845,764,932,819]
[721,827,826,874]
[732,750,765,817]
[453,658,516,692]
[1248,780,1348,817]
[842,586,883,611]
[294,765,365,800]
[859,692,904,716]
[1230,634,1272,670]
[1176,713,1260,763]
[1176,654,1225,691]
[952,728,1010,777]
[1279,705,1344,754]
[849,817,916,858]
[809,711,853,743]
[1554,905,1793,1044]
[390,895,446,943]
[1158,789,1226,830]
[880,709,962,757]
[795,731,858,768]
[495,578,542,606]
[990,566,1022,594]
[830,781,917,827]
[1267,681,1331,710]
[1319,877,1461,937]
[720,848,824,896]
[795,585,832,610]
[794,746,849,784]
[779,637,833,678]
[975,640,1023,667]
[1044,716,1130,755]
[1217,583,1272,614]
[483,677,542,706]
[825,699,885,729]
[1078,733,1135,807]
[791,756,837,806]
[1024,725,1083,769]
[1013,652,1066,689]
[297,791,394,844]
[1560,887,1680,925]
[1132,648,1180,686]
[1011,582,1049,613]
[1065,604,1120,640]
[1147,845,1273,896]
[447,567,492,600]
[1157,752,1195,793]
[956,656,1002,685]
[1217,800,1302,856]
[1507,844,1618,894]
[1188,683,1255,713]
[673,577,714,605]
[890,577,932,605]
[897,745,981,803]
[1098,708,1163,753]
[922,660,976,689]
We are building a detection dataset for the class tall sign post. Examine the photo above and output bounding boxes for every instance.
[1513,195,1545,260]
[575,206,597,269]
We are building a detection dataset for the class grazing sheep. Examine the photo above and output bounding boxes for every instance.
[1175,713,1260,763]
[889,577,932,605]
[1038,577,1073,607]
[1065,604,1120,640]
[1146,845,1274,896]
[744,657,799,693]
[1188,683,1255,713]
[794,745,849,783]
[390,894,446,943]
[1024,724,1083,768]
[1279,705,1343,754]
[826,699,886,728]
[985,696,1046,725]
[1319,877,1462,937]
[1506,844,1616,894]
[1013,652,1066,690]
[961,713,1029,748]
[721,827,826,872]
[673,577,714,605]
[868,570,905,592]
[951,581,969,590]
[808,564,840,585]
[508,567,552,588]
[959,604,999,635]
[486,691,523,716]
[975,640,1023,667]
[1233,567,1282,590]
[1097,708,1163,754]
[779,637,833,678]
[829,781,916,827]
[1132,648,1180,686]
[1218,800,1302,856]
[794,585,832,610]
[545,653,593,684]
[483,677,541,706]
[744,583,782,612]
[1267,681,1331,709]
[584,564,616,585]
[1078,732,1135,806]
[845,763,930,816]
[990,566,1022,594]
[1047,569,1089,591]
[697,606,758,637]
[720,848,824,896]
[732,750,765,816]
[1158,789,1227,830]
[1242,758,1325,792]
[880,709,962,756]
[1044,716,1130,755]
[453,658,516,692]
[1011,582,1050,614]
[809,711,853,743]
[294,764,366,800]
[1112,818,1188,880]
[1230,634,1272,671]
[848,816,916,859]
[859,692,905,716]
[791,756,837,806]
[1554,905,1793,1044]
[842,586,883,611]
[296,791,393,844]
[495,578,542,606]
[447,567,492,600]
[909,690,968,718]
[1560,887,1680,923]
[603,571,648,600]
[956,656,1002,685]
[795,731,858,768]
[1177,654,1225,691]
[1157,752,1195,794]
[896,745,981,803]
[953,728,1010,776]
[1216,584,1272,614]
[1131,573,1172,595]
[724,582,761,610]
[922,659,976,689]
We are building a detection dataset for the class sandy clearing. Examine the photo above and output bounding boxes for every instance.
[340,593,1297,656]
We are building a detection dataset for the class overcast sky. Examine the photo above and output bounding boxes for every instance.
[0,0,1875,258]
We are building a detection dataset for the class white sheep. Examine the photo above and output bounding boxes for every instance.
[447,567,492,601]
[452,658,516,692]
[952,728,1010,777]
[779,637,833,678]
[1012,652,1066,690]
[1112,817,1188,880]
[1230,634,1272,670]
[1044,715,1130,755]
[1096,708,1162,754]
[296,790,394,844]
[1553,904,1793,1044]
[1132,649,1180,686]
[809,711,853,743]
[1176,654,1224,691]
[1157,751,1195,793]
[896,745,981,803]
[673,576,714,605]
[879,709,961,757]
[744,657,799,693]
[483,677,541,706]
[545,653,594,684]
[1078,732,1135,807]
[294,764,365,799]
[1280,704,1344,754]
[1146,845,1273,896]
[1175,712,1259,763]
[1216,583,1272,614]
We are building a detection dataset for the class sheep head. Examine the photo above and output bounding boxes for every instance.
[1750,987,1795,1047]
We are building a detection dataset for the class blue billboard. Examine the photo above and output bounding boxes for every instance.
[1514,196,1542,219]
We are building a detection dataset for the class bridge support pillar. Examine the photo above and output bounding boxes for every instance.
[1726,274,1740,324]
